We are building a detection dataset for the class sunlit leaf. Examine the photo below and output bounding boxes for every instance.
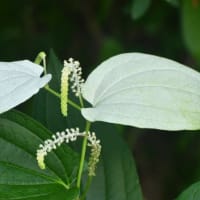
[82,53,200,131]
[0,60,51,114]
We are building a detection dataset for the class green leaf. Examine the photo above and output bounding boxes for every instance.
[0,60,51,114]
[0,110,79,199]
[176,181,200,200]
[182,0,200,62]
[131,0,151,20]
[86,123,143,200]
[82,53,200,131]
[97,0,113,21]
[165,0,179,7]
[99,38,123,61]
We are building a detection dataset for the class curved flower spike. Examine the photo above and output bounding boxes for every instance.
[36,128,101,176]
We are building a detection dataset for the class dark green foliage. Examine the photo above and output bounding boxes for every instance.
[87,122,143,200]
[165,0,180,7]
[0,110,79,199]
[182,0,200,64]
[1,1,200,200]
[176,181,200,200]
[131,0,151,19]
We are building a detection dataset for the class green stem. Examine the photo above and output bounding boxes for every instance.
[77,121,91,188]
[79,95,84,108]
[80,176,93,200]
[43,55,47,75]
[45,85,81,111]
[34,52,46,65]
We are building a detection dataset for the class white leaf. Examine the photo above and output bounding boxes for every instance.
[0,60,51,114]
[81,53,200,130]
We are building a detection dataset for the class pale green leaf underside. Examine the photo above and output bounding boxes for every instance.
[0,60,51,114]
[82,53,200,130]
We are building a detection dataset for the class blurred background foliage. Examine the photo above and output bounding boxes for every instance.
[1,0,200,199]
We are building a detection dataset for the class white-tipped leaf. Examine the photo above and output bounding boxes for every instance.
[81,53,200,130]
[0,60,51,114]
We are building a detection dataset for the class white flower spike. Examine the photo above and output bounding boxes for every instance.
[36,128,101,176]
[64,58,84,97]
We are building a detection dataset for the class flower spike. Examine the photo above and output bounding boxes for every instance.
[60,58,84,116]
[64,58,84,97]
[87,132,101,176]
[60,65,71,116]
[36,128,101,176]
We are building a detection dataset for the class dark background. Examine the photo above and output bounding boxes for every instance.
[1,0,200,199]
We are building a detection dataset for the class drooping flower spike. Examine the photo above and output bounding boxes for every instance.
[87,132,101,176]
[36,128,101,176]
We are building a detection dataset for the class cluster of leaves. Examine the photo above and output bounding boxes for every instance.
[2,49,200,199]
[0,51,143,200]
[1,1,200,199]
